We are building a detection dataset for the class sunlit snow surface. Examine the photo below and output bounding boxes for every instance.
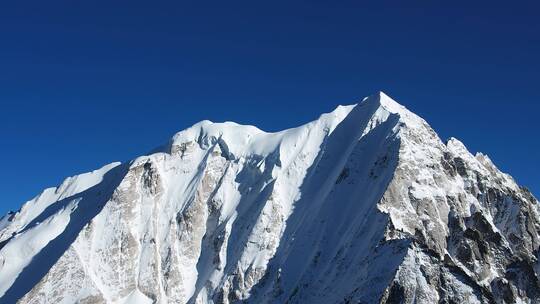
[0,92,538,303]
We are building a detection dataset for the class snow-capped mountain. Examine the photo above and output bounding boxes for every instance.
[0,92,538,304]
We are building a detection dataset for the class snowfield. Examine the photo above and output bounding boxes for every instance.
[0,92,538,304]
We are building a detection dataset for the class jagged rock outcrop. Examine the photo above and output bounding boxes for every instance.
[0,92,537,304]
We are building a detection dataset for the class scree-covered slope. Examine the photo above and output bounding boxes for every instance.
[0,92,538,304]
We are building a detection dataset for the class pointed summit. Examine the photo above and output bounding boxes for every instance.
[358,91,406,115]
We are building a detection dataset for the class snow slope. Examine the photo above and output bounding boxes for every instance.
[0,92,538,304]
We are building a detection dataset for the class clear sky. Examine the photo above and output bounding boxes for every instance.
[0,1,538,215]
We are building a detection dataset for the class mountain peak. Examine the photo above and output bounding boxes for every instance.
[446,136,471,156]
[360,91,403,111]
[1,92,538,304]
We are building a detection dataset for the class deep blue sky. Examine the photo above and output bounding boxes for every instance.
[0,1,538,215]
